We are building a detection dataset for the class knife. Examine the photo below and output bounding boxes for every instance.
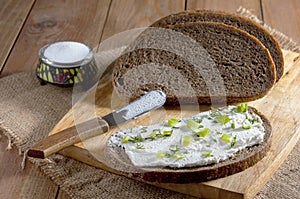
[27,90,166,159]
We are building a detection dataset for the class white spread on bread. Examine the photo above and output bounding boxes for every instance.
[108,104,265,168]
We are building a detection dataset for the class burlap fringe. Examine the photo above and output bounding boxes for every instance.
[0,120,36,151]
[0,122,30,169]
[0,122,13,150]
[28,155,71,195]
[21,150,29,170]
[6,137,12,150]
[237,7,300,52]
[1,126,13,149]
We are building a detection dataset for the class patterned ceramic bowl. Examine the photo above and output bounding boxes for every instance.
[36,41,98,86]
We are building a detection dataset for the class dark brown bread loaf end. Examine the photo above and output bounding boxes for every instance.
[105,107,272,183]
[151,10,284,81]
[113,22,276,105]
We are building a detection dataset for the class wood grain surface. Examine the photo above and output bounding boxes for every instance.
[1,0,110,77]
[187,0,262,17]
[101,0,185,41]
[0,0,299,198]
[262,0,300,44]
[0,135,59,199]
[0,0,35,73]
[49,50,300,199]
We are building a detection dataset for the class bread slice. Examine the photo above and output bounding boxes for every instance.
[113,22,276,105]
[105,107,272,183]
[151,10,284,81]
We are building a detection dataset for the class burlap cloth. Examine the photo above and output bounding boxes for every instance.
[1,8,300,199]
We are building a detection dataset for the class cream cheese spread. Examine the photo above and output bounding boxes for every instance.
[108,104,265,168]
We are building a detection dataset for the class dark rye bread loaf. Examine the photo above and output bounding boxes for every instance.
[151,10,284,81]
[105,107,272,183]
[113,22,276,105]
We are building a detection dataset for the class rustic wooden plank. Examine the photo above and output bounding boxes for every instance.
[262,0,300,44]
[187,0,262,18]
[0,133,58,199]
[0,1,112,198]
[1,0,111,77]
[50,50,300,199]
[0,0,35,74]
[101,0,185,41]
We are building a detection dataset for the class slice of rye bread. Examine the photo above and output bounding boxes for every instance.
[150,10,284,81]
[113,22,276,105]
[105,107,272,183]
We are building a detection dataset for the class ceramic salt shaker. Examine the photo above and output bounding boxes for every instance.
[36,41,98,86]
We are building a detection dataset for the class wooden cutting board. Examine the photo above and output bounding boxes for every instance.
[49,50,300,199]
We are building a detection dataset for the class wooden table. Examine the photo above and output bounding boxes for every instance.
[0,0,299,198]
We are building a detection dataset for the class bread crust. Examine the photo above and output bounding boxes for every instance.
[105,107,272,183]
[166,21,276,105]
[113,22,276,105]
[151,9,284,81]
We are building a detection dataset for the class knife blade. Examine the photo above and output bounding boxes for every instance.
[27,90,166,159]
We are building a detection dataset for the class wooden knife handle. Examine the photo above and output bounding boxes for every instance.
[27,117,109,159]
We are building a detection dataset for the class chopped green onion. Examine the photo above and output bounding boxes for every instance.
[231,122,236,129]
[133,134,144,143]
[167,118,180,128]
[156,152,167,158]
[216,115,230,125]
[242,119,252,129]
[122,134,144,144]
[149,132,156,140]
[237,103,248,113]
[183,135,192,146]
[153,129,161,134]
[140,126,148,133]
[220,133,232,143]
[136,143,145,149]
[173,152,185,160]
[193,118,202,123]
[230,108,236,114]
[187,119,201,130]
[121,135,131,144]
[169,145,180,153]
[149,129,173,140]
[202,152,213,157]
[149,129,161,140]
[196,128,210,137]
[248,115,259,124]
[210,108,220,117]
[230,136,237,148]
[156,146,186,160]
[163,130,173,136]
